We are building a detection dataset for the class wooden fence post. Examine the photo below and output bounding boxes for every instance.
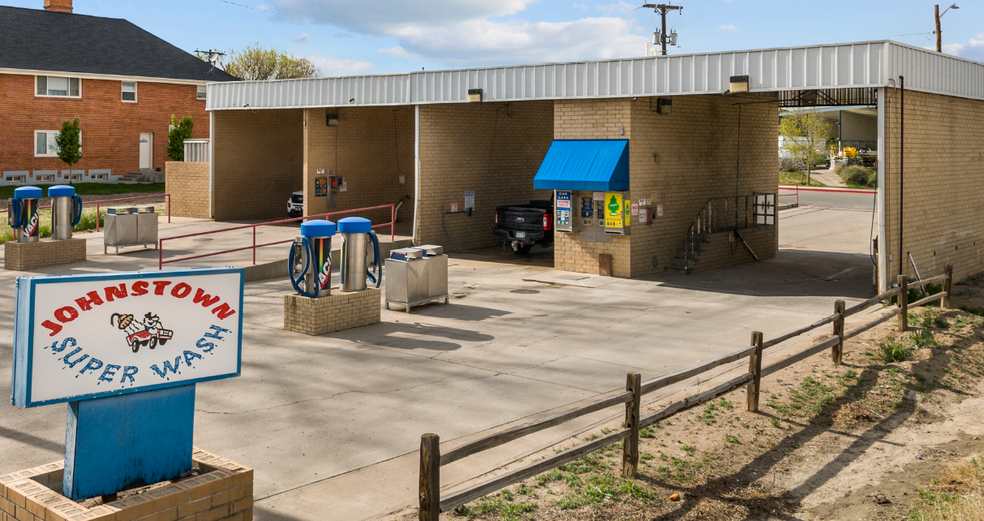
[833,300,845,365]
[746,331,763,412]
[898,275,908,332]
[419,433,441,521]
[942,264,953,309]
[622,372,641,478]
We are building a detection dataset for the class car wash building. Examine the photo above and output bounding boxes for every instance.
[187,40,984,289]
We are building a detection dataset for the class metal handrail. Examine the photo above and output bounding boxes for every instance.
[157,203,396,270]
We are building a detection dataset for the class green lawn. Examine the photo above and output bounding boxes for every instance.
[0,182,164,199]
[779,171,827,187]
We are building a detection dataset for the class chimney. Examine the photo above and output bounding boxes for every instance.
[44,0,72,13]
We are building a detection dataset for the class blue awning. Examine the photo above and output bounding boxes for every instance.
[533,140,629,192]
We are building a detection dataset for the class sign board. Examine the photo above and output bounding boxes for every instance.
[316,168,325,175]
[315,176,327,196]
[604,193,623,229]
[464,191,475,211]
[12,268,244,408]
[555,190,572,232]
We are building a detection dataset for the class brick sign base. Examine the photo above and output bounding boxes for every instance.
[284,288,381,335]
[4,238,86,271]
[0,448,252,521]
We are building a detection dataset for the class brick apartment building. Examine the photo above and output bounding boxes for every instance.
[0,0,237,186]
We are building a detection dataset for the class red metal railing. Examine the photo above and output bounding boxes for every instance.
[158,204,396,270]
[1,194,170,230]
[778,185,877,208]
[778,186,799,207]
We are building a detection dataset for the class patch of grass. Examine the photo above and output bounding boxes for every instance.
[639,427,655,439]
[911,329,938,349]
[907,457,984,520]
[959,305,984,317]
[725,434,740,444]
[534,470,563,487]
[779,170,827,187]
[878,336,911,363]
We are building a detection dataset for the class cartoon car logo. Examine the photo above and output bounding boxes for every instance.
[111,312,174,353]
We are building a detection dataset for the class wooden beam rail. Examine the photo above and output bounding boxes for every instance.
[418,265,955,520]
[440,391,632,466]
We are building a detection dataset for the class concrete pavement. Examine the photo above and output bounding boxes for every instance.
[0,201,876,520]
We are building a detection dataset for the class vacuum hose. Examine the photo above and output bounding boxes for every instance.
[72,195,83,227]
[288,237,320,298]
[10,199,22,228]
[366,231,381,288]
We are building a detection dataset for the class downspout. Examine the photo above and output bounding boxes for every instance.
[876,87,887,292]
[208,110,214,219]
[412,104,420,245]
[898,76,904,277]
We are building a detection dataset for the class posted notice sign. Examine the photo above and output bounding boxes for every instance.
[12,267,244,407]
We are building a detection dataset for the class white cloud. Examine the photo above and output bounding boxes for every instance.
[572,3,588,10]
[264,1,649,67]
[307,56,373,76]
[940,33,984,62]
[293,32,311,43]
[378,46,409,57]
[718,25,741,33]
[256,4,269,11]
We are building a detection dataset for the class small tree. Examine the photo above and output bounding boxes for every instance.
[167,115,194,161]
[779,111,832,186]
[56,118,82,183]
[222,44,320,80]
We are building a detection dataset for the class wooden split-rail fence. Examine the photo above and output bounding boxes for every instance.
[417,265,954,519]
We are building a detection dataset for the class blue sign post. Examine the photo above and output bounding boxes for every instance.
[11,267,244,500]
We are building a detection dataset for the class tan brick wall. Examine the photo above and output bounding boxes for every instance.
[302,106,415,226]
[4,238,86,271]
[165,161,210,218]
[553,95,778,278]
[0,448,252,521]
[0,73,210,177]
[211,109,303,221]
[284,288,381,335]
[416,101,554,251]
[881,89,984,285]
[688,227,775,273]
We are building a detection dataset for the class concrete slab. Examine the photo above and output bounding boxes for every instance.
[0,202,877,520]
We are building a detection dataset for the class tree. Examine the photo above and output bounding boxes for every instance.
[778,111,832,186]
[167,115,194,161]
[55,118,82,183]
[222,44,320,80]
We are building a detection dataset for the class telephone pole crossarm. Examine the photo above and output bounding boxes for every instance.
[642,3,683,56]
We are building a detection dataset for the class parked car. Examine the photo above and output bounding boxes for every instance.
[288,191,303,218]
[493,200,553,254]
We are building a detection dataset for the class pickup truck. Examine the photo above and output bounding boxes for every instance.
[493,200,553,254]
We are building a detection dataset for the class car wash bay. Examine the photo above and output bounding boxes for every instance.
[202,40,984,290]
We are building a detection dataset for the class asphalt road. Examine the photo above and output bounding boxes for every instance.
[793,188,878,211]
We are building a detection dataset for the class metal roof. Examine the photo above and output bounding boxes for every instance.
[207,40,984,111]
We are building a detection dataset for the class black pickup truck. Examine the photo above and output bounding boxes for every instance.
[493,200,553,254]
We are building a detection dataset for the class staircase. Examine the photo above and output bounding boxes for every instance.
[669,194,767,273]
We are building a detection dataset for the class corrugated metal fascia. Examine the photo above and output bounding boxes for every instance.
[885,42,984,101]
[207,73,412,111]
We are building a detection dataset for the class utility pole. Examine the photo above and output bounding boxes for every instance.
[935,4,960,53]
[642,3,682,56]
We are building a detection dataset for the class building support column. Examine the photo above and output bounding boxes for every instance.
[412,104,420,245]
[876,87,888,292]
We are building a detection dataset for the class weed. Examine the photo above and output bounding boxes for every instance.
[878,336,911,363]
[534,470,563,487]
[770,417,782,428]
[681,445,696,454]
[725,434,740,444]
[639,427,655,439]
[911,329,938,349]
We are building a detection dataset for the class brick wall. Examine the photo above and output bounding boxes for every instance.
[553,95,778,278]
[689,227,775,273]
[284,288,381,335]
[881,89,984,285]
[4,238,86,271]
[0,73,209,178]
[416,101,554,251]
[0,448,252,521]
[165,161,210,218]
[211,109,303,221]
[302,106,414,226]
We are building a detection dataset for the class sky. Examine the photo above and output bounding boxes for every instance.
[5,0,982,76]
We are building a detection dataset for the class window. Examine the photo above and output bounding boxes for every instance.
[36,76,81,98]
[122,81,137,102]
[197,85,207,100]
[35,130,81,157]
[753,193,776,226]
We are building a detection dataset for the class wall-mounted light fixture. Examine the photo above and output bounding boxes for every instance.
[326,111,338,126]
[729,75,750,93]
[657,98,672,115]
[468,88,483,103]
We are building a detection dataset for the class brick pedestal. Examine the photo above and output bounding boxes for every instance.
[0,448,252,521]
[284,288,381,335]
[4,238,86,271]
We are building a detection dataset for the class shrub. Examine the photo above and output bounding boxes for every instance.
[779,156,800,172]
[842,165,877,188]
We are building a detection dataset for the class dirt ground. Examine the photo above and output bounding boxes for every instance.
[393,278,984,521]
